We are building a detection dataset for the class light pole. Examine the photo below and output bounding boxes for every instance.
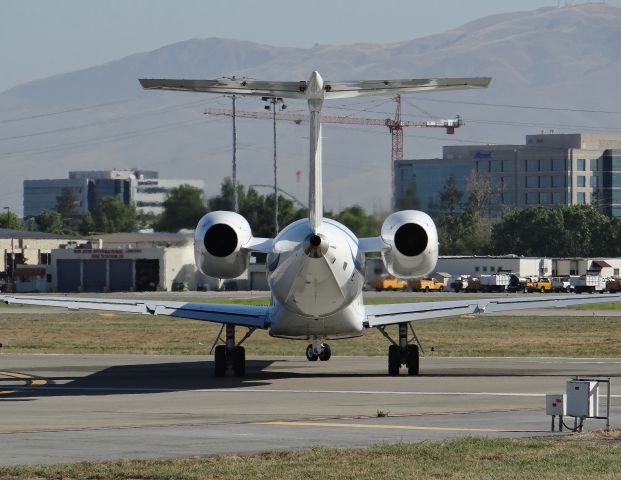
[262,96,286,234]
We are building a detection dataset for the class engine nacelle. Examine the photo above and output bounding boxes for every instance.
[380,210,438,278]
[194,211,253,279]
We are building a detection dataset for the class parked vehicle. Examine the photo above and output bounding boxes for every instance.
[525,276,553,293]
[572,274,606,294]
[368,275,408,291]
[552,276,573,293]
[606,278,621,293]
[507,274,527,293]
[479,274,510,293]
[409,277,445,292]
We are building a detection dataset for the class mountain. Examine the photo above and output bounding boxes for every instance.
[2,3,621,216]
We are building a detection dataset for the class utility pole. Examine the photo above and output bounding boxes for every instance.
[262,96,286,234]
[231,92,238,212]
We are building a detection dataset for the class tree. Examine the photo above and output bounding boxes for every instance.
[55,187,81,231]
[155,184,207,232]
[0,211,22,230]
[465,170,500,218]
[490,205,613,257]
[91,197,138,233]
[34,211,66,234]
[206,179,307,237]
[438,174,463,216]
[332,205,382,238]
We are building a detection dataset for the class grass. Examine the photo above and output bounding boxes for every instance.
[2,309,621,357]
[1,435,621,479]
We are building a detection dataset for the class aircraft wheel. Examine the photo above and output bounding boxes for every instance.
[306,344,319,361]
[319,343,331,361]
[406,345,420,376]
[388,345,401,376]
[233,346,246,377]
[214,345,227,377]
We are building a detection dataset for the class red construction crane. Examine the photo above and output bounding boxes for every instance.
[205,96,461,209]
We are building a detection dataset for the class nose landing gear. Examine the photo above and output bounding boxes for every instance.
[306,340,331,362]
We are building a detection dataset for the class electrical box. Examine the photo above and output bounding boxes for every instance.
[566,380,599,417]
[546,394,566,416]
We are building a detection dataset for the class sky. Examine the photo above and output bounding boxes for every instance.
[3,0,621,93]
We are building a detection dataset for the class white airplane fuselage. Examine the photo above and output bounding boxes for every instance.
[266,218,366,339]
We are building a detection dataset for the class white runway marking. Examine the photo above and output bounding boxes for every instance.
[9,385,621,398]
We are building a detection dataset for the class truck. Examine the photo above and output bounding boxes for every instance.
[368,275,408,291]
[453,276,481,293]
[606,278,621,293]
[572,274,606,294]
[507,274,527,293]
[525,276,553,293]
[552,276,573,293]
[478,274,510,293]
[409,277,445,292]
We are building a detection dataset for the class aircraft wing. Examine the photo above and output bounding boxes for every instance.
[323,77,491,99]
[139,78,309,98]
[0,295,271,329]
[365,293,621,328]
[139,76,491,100]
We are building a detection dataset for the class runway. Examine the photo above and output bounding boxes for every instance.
[1,354,620,465]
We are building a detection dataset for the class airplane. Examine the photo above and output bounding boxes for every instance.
[3,71,621,377]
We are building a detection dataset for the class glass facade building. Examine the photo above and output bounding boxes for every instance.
[394,133,621,217]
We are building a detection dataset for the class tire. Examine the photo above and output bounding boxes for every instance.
[406,345,420,376]
[424,287,430,293]
[232,346,245,377]
[319,343,331,361]
[306,344,319,361]
[540,287,545,293]
[214,345,227,377]
[439,286,444,292]
[388,345,401,376]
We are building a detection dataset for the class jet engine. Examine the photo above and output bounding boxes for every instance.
[194,211,253,279]
[380,210,438,278]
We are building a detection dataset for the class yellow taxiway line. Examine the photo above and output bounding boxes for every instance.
[0,370,47,395]
[257,420,535,433]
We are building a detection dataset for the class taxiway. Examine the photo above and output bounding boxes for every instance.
[1,354,620,465]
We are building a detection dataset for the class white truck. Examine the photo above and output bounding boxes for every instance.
[479,274,510,293]
[551,276,573,293]
[571,274,606,294]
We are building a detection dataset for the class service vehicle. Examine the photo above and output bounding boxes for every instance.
[479,274,510,292]
[409,277,445,292]
[526,277,553,293]
[572,274,606,294]
[606,278,621,293]
[368,275,408,291]
[552,276,573,293]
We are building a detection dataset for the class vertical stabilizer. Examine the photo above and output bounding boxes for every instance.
[306,72,325,232]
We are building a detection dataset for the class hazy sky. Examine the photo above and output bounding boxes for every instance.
[2,0,621,93]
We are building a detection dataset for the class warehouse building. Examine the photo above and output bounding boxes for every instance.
[0,228,85,292]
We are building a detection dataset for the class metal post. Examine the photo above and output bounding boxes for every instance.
[272,100,278,234]
[232,94,238,213]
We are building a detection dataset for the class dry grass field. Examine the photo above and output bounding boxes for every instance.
[2,300,621,357]
[1,433,620,480]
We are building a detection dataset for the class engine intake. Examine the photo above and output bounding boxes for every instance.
[194,211,253,279]
[380,210,438,278]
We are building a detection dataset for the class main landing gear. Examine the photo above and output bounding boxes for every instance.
[211,324,256,377]
[305,339,332,362]
[377,322,422,376]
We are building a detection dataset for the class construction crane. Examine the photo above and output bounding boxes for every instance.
[205,95,461,209]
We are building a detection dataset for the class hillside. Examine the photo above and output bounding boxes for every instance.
[2,4,620,216]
